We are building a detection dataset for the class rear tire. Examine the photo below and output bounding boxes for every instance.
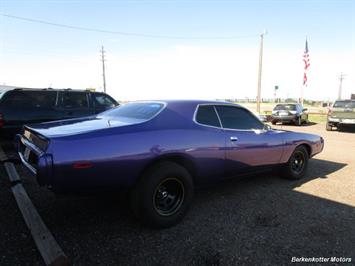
[281,146,309,180]
[130,162,194,228]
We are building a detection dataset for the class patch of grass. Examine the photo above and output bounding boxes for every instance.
[309,114,327,124]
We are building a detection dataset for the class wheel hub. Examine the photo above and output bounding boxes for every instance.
[153,178,185,216]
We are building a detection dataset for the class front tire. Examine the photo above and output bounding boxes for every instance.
[281,146,309,180]
[130,162,194,228]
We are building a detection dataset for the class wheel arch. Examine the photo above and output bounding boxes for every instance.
[296,143,312,157]
[138,153,197,183]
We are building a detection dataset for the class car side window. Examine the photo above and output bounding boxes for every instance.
[195,105,221,128]
[62,91,89,108]
[93,93,116,109]
[1,90,57,108]
[215,106,264,130]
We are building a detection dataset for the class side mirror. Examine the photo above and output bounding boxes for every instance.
[263,124,272,130]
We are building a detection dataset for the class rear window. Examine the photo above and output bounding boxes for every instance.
[101,102,164,120]
[333,101,355,108]
[274,104,297,111]
[0,90,57,108]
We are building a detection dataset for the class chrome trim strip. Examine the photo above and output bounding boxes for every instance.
[21,137,44,156]
[18,151,37,175]
[213,105,223,128]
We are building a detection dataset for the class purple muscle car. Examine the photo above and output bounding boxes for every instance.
[16,100,324,227]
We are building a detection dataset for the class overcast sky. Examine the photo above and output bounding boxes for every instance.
[0,0,354,101]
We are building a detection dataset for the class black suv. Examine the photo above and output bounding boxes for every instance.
[0,88,118,136]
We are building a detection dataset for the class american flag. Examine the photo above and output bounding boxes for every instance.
[303,39,310,86]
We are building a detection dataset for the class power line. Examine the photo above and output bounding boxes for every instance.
[1,13,259,40]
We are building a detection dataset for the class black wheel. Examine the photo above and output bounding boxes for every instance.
[295,116,302,126]
[326,123,332,131]
[281,146,309,180]
[130,162,194,228]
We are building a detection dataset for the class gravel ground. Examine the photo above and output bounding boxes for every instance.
[0,124,354,265]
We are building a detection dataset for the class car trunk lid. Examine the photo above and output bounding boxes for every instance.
[24,116,144,138]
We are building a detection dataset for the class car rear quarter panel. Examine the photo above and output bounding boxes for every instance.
[48,124,225,191]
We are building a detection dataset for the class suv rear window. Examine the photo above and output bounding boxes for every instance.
[0,90,57,108]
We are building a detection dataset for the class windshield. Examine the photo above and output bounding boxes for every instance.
[274,104,297,111]
[100,102,165,120]
[333,101,355,108]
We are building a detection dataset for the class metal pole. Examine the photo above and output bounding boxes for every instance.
[256,31,266,114]
[338,72,345,100]
[101,46,107,93]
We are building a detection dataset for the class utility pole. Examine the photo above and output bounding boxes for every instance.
[101,46,107,93]
[256,30,267,114]
[337,72,346,100]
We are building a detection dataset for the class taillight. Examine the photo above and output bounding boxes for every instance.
[0,113,4,128]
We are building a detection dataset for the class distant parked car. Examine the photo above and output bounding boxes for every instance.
[17,100,324,228]
[271,103,308,126]
[326,100,355,131]
[0,88,118,136]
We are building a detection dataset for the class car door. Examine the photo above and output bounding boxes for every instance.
[58,91,95,119]
[214,105,284,176]
[192,105,226,182]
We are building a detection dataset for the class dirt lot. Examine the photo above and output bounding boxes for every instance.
[0,123,354,265]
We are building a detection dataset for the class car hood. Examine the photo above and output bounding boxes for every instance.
[26,116,145,138]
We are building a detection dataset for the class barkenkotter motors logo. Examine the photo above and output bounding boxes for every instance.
[291,257,352,263]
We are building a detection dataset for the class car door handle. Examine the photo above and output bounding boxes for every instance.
[230,136,238,142]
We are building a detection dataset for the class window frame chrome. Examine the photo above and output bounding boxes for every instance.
[193,103,267,132]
